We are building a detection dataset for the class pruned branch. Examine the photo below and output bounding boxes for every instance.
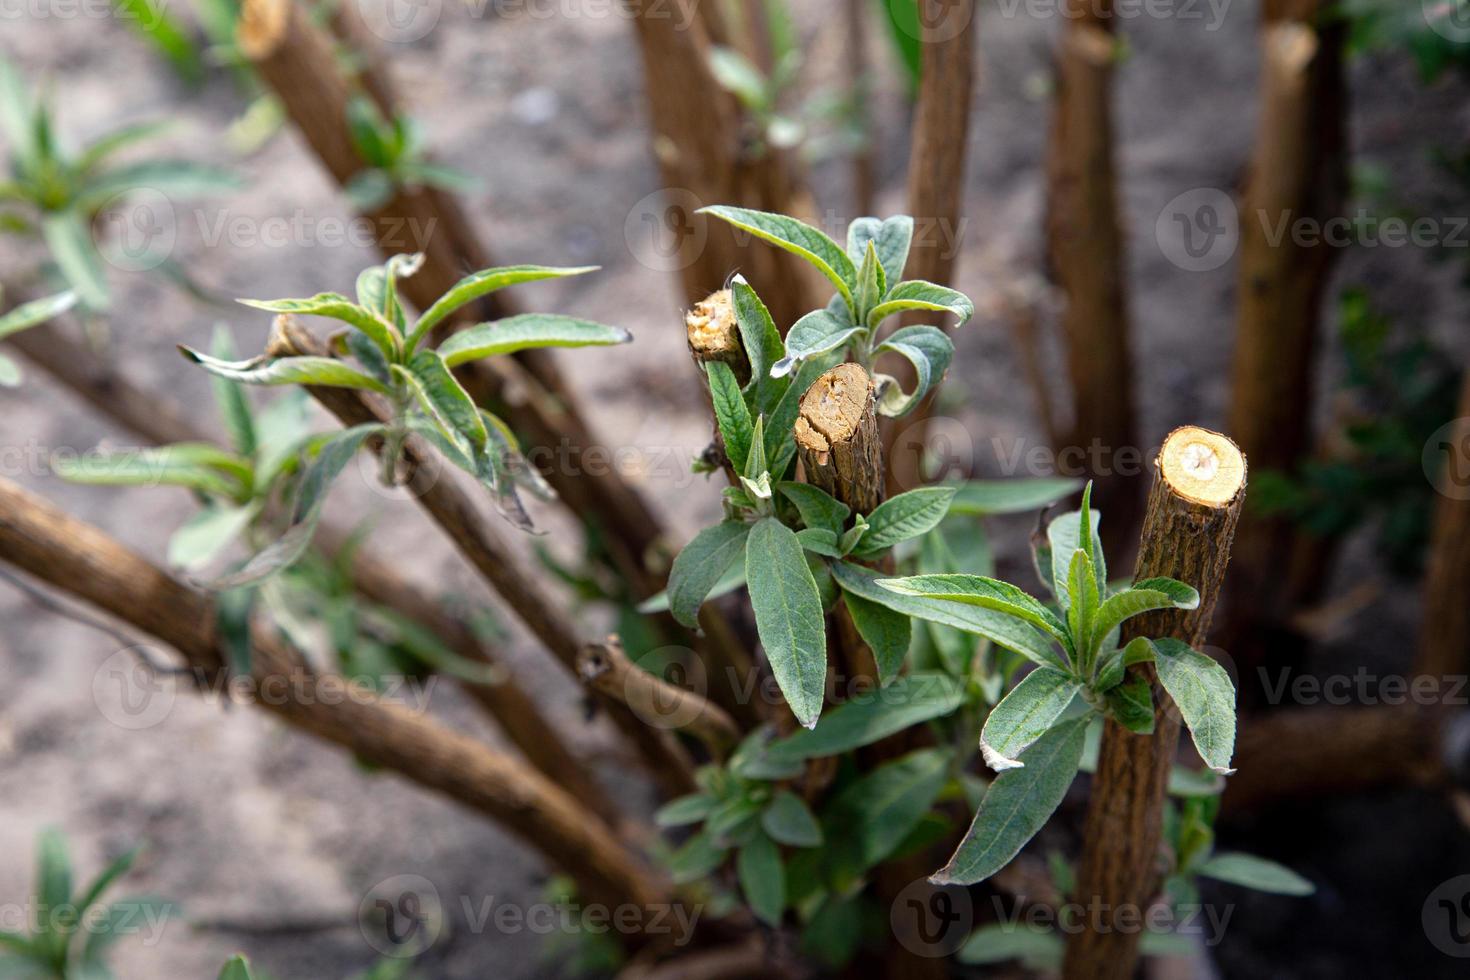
[0,477,671,921]
[578,636,739,762]
[1064,426,1246,980]
[795,362,884,517]
[268,315,698,797]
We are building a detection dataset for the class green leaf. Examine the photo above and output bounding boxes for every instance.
[708,46,769,109]
[771,308,862,378]
[1105,674,1155,734]
[252,389,313,484]
[854,240,885,318]
[777,481,850,534]
[766,673,962,761]
[737,832,785,926]
[407,349,488,452]
[410,265,598,346]
[654,793,716,828]
[1095,635,1156,692]
[707,360,755,473]
[846,215,913,289]
[77,159,238,209]
[667,521,751,629]
[239,293,399,358]
[168,503,258,570]
[218,956,256,980]
[1047,504,1105,612]
[867,280,974,328]
[729,277,786,407]
[843,590,911,681]
[979,667,1083,771]
[1194,853,1314,896]
[824,748,952,876]
[946,478,1084,516]
[42,211,108,309]
[209,327,257,457]
[872,324,953,417]
[932,715,1089,885]
[1065,549,1099,662]
[669,831,730,884]
[743,415,768,483]
[1149,638,1237,774]
[74,119,171,175]
[53,444,249,499]
[436,313,630,366]
[204,425,380,589]
[179,347,390,395]
[0,55,36,170]
[37,828,72,912]
[761,791,822,848]
[698,205,856,309]
[958,922,1063,969]
[0,290,75,340]
[0,353,20,388]
[853,485,957,555]
[833,561,1064,671]
[746,518,828,728]
[76,847,140,917]
[1087,580,1199,655]
[876,574,1069,647]
[81,898,175,963]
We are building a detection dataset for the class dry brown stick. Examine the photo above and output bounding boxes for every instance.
[1417,370,1470,680]
[618,933,793,980]
[240,0,674,594]
[884,0,978,493]
[1044,16,1137,558]
[1223,13,1347,662]
[268,316,699,797]
[578,637,740,762]
[0,476,670,920]
[1063,426,1246,980]
[624,0,823,331]
[5,317,624,827]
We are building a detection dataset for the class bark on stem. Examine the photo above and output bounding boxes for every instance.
[269,316,699,797]
[624,0,823,330]
[578,637,740,762]
[886,0,978,493]
[1045,17,1138,558]
[239,0,673,598]
[1223,13,1347,666]
[1063,426,1246,980]
[1415,370,1470,681]
[795,363,885,517]
[0,477,669,919]
[7,317,622,826]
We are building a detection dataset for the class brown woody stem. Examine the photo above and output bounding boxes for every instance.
[795,363,885,517]
[578,637,739,762]
[268,316,698,797]
[1063,426,1246,980]
[0,477,669,920]
[1417,369,1470,681]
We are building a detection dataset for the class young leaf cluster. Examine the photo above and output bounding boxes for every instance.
[698,206,974,417]
[178,254,631,535]
[0,829,175,980]
[878,484,1239,885]
[343,96,477,212]
[0,54,239,310]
